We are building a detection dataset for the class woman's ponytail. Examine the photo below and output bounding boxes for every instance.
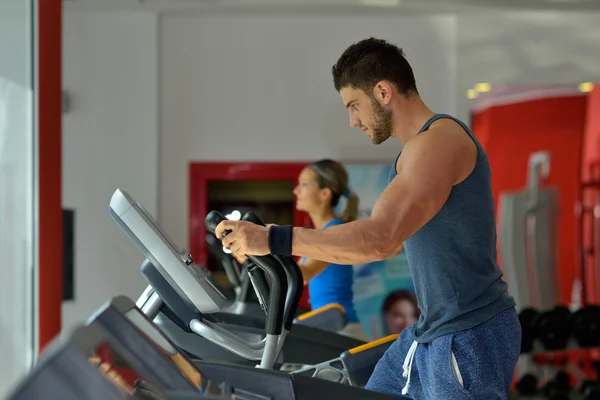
[341,190,360,223]
[309,159,359,222]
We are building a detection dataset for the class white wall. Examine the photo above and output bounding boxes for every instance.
[61,10,159,331]
[60,9,600,329]
[456,12,600,121]
[0,1,35,396]
[159,12,458,249]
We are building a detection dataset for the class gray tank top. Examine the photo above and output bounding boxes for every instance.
[388,114,516,343]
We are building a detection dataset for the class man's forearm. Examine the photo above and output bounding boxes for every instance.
[291,219,393,265]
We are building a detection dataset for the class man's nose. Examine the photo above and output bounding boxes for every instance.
[349,111,360,128]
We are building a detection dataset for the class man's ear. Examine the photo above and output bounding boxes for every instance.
[373,80,394,105]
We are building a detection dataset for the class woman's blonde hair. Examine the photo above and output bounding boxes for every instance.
[308,159,359,223]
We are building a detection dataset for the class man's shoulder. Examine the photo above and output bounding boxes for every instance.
[405,121,474,156]
[398,123,477,180]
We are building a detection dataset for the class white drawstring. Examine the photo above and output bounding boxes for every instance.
[400,340,464,396]
[401,340,419,395]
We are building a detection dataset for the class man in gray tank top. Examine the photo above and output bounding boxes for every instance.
[215,37,521,399]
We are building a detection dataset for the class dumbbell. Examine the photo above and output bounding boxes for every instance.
[534,306,572,350]
[583,385,600,400]
[581,380,600,400]
[582,361,600,399]
[542,382,569,399]
[570,305,600,348]
[516,373,539,396]
[542,371,571,400]
[519,307,540,353]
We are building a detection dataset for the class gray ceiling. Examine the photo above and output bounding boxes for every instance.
[64,0,600,13]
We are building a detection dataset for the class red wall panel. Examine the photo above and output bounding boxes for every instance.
[472,95,587,305]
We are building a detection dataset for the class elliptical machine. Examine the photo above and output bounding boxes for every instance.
[110,188,365,369]
[202,236,348,333]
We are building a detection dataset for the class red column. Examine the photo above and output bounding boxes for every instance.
[581,86,600,304]
[37,0,63,353]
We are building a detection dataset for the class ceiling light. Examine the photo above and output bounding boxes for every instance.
[474,82,491,93]
[578,82,595,93]
[466,89,478,99]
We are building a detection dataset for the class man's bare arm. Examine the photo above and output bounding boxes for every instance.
[291,127,474,264]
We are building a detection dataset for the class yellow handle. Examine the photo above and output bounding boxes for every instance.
[295,303,346,321]
[171,352,202,389]
[348,334,399,354]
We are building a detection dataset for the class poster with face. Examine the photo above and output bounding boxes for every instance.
[335,164,419,340]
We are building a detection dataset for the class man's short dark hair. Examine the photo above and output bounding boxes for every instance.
[332,37,418,97]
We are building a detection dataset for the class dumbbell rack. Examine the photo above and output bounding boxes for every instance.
[576,160,600,306]
[512,324,600,398]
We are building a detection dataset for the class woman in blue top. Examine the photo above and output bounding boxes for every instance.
[293,159,367,341]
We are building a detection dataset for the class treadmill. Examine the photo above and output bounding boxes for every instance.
[109,188,364,368]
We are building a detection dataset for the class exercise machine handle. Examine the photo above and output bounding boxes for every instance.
[242,211,304,331]
[205,235,241,288]
[205,210,286,336]
[205,211,232,238]
[340,334,399,387]
[246,262,270,315]
[221,253,242,288]
[294,303,348,333]
[242,258,270,300]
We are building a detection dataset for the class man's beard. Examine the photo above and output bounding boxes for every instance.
[370,95,394,145]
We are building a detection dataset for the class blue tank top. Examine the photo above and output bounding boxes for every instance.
[389,114,516,343]
[303,219,359,323]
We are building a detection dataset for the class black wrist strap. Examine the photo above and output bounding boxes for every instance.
[268,225,293,256]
